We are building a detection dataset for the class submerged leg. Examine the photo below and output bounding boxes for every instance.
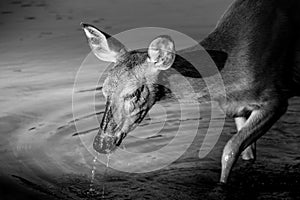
[235,117,256,160]
[220,102,287,183]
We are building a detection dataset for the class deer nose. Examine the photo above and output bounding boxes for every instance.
[93,130,117,154]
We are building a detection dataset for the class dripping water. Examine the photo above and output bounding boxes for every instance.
[88,154,98,194]
[101,153,110,199]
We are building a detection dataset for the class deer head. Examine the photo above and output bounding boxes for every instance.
[82,23,176,154]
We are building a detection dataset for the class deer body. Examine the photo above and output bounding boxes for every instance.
[201,0,300,182]
[82,0,300,183]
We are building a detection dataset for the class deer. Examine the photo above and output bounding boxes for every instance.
[81,0,300,183]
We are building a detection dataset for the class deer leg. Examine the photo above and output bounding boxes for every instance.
[242,142,256,161]
[220,103,287,183]
[235,117,256,160]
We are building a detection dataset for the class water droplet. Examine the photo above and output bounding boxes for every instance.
[101,153,110,198]
[88,155,98,195]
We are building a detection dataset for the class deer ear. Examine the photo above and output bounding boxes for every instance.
[148,35,176,70]
[81,23,127,62]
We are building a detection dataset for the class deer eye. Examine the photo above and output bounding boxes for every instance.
[125,89,140,100]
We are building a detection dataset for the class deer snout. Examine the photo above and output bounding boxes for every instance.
[93,130,126,154]
[93,130,117,154]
